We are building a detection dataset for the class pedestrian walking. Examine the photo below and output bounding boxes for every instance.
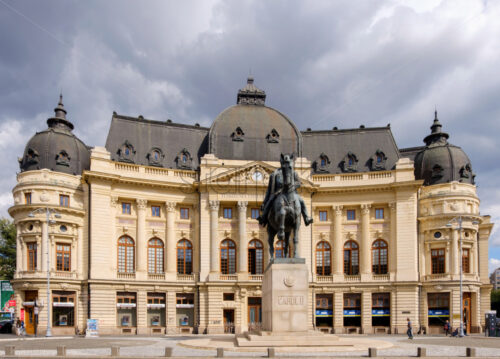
[444,320,451,336]
[407,317,413,339]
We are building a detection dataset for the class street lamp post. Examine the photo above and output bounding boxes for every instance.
[28,208,60,337]
[447,216,479,338]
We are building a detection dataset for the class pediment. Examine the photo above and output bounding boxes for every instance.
[201,161,276,185]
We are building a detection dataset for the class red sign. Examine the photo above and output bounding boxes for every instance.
[8,300,15,307]
[20,308,24,321]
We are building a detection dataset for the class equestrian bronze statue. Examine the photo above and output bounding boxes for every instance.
[258,153,313,259]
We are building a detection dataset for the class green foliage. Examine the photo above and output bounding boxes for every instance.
[0,218,16,280]
[492,289,500,305]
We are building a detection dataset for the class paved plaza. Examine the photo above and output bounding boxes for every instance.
[1,334,500,357]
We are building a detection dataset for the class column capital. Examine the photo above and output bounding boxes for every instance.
[361,203,371,214]
[333,205,343,216]
[209,200,220,211]
[165,201,177,212]
[388,202,396,211]
[237,201,248,210]
[136,198,148,209]
[110,196,119,207]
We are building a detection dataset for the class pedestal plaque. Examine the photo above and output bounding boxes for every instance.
[262,258,308,333]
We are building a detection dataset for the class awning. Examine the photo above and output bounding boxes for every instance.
[147,304,165,309]
[372,309,390,317]
[117,303,136,308]
[176,304,194,309]
[22,301,35,307]
[316,309,333,317]
[343,309,361,317]
[53,302,74,307]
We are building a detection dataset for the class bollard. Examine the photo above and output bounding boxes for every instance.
[417,347,427,357]
[164,347,174,357]
[368,347,378,357]
[111,346,120,357]
[466,347,477,357]
[57,345,67,356]
[267,347,276,358]
[5,346,15,356]
[216,347,224,358]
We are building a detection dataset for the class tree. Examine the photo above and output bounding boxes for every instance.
[492,289,500,316]
[0,218,16,280]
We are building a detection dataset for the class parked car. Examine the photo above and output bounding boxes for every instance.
[0,320,13,333]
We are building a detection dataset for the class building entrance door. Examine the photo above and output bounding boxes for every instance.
[223,309,235,333]
[248,297,262,331]
[24,290,38,335]
[463,292,471,334]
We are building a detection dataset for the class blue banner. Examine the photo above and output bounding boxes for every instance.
[343,309,361,317]
[316,309,333,317]
[372,308,390,317]
[428,309,449,317]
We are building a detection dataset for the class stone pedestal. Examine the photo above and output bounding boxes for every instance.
[262,258,309,333]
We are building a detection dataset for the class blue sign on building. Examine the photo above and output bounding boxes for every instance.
[428,309,449,317]
[343,309,361,317]
[371,308,390,317]
[315,309,333,317]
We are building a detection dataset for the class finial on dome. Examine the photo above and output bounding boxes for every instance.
[424,108,448,145]
[237,76,266,105]
[47,93,73,130]
[54,93,67,120]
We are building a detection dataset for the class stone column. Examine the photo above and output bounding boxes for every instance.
[472,237,479,275]
[389,203,397,274]
[166,201,177,274]
[209,201,220,273]
[41,220,48,272]
[77,226,84,277]
[136,199,148,274]
[333,205,343,275]
[451,229,459,276]
[360,204,371,275]
[36,235,42,272]
[237,201,248,275]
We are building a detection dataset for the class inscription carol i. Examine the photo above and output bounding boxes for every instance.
[277,295,304,305]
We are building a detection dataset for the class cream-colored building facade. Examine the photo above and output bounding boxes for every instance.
[9,80,493,336]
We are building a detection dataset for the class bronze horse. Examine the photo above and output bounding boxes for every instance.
[266,154,303,259]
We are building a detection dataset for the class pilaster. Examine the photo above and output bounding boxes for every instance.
[237,201,248,279]
[136,199,148,277]
[166,201,177,275]
[360,204,371,276]
[333,205,343,276]
[209,200,220,274]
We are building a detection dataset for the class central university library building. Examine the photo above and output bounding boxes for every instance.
[10,78,493,335]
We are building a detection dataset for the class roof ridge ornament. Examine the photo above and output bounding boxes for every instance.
[47,93,74,131]
[423,109,449,146]
[237,76,266,105]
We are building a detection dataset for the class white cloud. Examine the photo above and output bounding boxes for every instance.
[490,258,500,274]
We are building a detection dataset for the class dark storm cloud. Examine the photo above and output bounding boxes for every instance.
[1,0,499,267]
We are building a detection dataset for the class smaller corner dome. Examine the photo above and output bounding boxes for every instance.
[19,95,91,175]
[414,111,475,186]
[209,77,302,161]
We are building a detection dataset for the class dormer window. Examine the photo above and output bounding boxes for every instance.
[25,148,39,165]
[266,129,280,143]
[56,150,71,167]
[313,153,330,173]
[175,148,193,170]
[459,163,475,183]
[370,150,387,171]
[431,164,444,180]
[231,127,245,142]
[147,148,164,167]
[341,152,358,173]
[118,141,136,163]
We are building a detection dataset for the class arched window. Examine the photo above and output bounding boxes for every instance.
[343,241,359,275]
[248,239,263,274]
[220,239,236,274]
[316,241,331,275]
[177,239,193,275]
[372,239,388,274]
[148,238,164,274]
[118,236,135,273]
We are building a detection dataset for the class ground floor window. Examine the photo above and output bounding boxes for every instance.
[147,293,165,327]
[315,294,333,328]
[176,293,194,327]
[343,293,361,327]
[117,292,137,327]
[372,293,390,327]
[52,291,75,327]
[428,292,450,327]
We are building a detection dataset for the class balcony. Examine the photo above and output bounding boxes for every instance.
[316,275,334,283]
[219,274,238,281]
[117,272,136,280]
[249,275,263,281]
[344,274,361,282]
[372,273,390,281]
[52,271,78,279]
[424,273,450,281]
[148,273,165,280]
[177,273,197,282]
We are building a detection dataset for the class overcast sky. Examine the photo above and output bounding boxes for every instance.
[1,0,499,272]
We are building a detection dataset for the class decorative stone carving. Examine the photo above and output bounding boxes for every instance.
[209,200,220,211]
[165,201,176,212]
[361,204,371,215]
[136,199,147,210]
[333,205,343,215]
[110,196,119,207]
[237,201,248,210]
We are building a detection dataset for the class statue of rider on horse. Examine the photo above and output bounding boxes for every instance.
[257,153,313,259]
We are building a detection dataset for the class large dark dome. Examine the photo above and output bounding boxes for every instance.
[208,77,302,161]
[19,96,90,175]
[414,112,475,186]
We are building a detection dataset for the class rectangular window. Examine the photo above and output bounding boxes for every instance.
[462,248,470,273]
[223,293,235,301]
[428,293,450,327]
[52,291,75,327]
[25,193,32,204]
[319,210,328,222]
[59,195,69,207]
[223,208,232,219]
[180,208,189,219]
[375,208,384,219]
[176,293,194,306]
[56,243,71,271]
[251,208,260,219]
[151,206,160,217]
[347,210,356,220]
[27,242,37,271]
[117,292,137,327]
[147,293,166,327]
[431,248,446,274]
[122,202,131,215]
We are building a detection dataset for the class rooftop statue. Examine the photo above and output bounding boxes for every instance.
[258,153,313,259]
